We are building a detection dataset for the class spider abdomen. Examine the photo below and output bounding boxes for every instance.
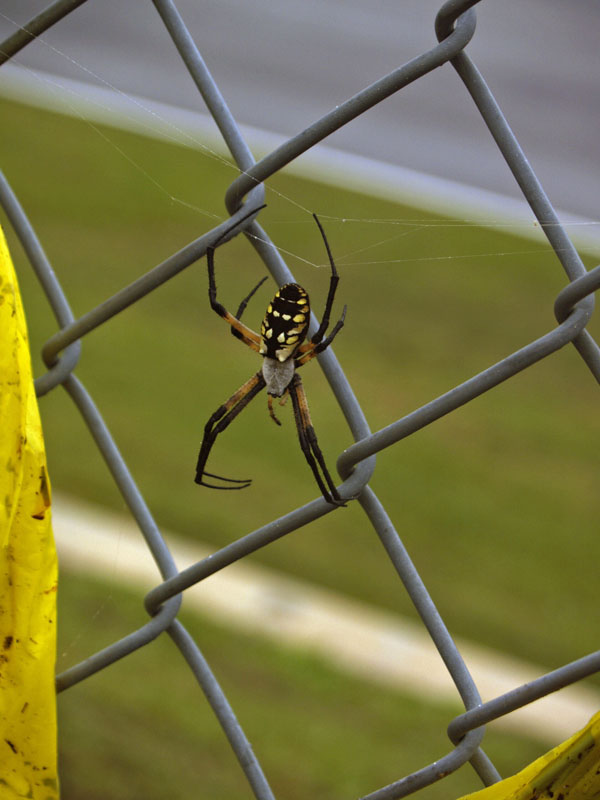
[262,357,295,397]
[259,283,310,362]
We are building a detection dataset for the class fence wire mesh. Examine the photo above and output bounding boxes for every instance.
[1,1,600,798]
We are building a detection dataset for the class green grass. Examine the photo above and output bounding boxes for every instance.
[57,572,544,800]
[1,95,599,796]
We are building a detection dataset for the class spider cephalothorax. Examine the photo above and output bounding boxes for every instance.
[194,212,346,506]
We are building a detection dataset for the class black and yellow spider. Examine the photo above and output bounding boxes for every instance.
[194,212,347,506]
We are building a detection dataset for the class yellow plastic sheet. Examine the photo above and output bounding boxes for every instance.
[0,227,59,798]
[459,711,600,800]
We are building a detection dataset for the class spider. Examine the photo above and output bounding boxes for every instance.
[194,210,347,506]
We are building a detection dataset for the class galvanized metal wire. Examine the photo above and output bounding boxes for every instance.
[2,1,600,797]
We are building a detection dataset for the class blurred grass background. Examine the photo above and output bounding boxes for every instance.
[2,95,599,797]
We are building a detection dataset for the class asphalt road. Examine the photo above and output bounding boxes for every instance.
[1,1,599,219]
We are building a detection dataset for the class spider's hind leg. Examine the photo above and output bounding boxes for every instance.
[195,372,266,490]
[289,374,346,507]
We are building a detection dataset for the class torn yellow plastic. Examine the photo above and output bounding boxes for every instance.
[458,710,600,800]
[0,226,59,799]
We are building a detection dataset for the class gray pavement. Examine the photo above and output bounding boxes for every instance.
[1,1,599,220]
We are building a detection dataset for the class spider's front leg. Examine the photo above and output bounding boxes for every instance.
[206,244,264,351]
[195,371,266,490]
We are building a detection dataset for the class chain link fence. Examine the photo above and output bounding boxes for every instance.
[2,0,600,797]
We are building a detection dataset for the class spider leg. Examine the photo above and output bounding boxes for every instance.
[206,246,262,351]
[308,213,340,347]
[231,275,269,344]
[236,276,269,321]
[288,374,346,507]
[195,371,266,490]
[295,304,347,367]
